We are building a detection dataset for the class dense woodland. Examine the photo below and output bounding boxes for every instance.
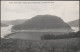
[41,31,80,40]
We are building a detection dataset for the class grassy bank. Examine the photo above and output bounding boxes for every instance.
[1,37,80,52]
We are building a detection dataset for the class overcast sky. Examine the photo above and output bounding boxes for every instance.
[1,1,79,22]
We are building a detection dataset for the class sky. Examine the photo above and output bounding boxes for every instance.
[1,1,79,22]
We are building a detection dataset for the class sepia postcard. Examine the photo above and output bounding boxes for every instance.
[1,0,80,52]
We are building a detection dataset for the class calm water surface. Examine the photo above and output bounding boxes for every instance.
[1,25,13,38]
[1,25,79,38]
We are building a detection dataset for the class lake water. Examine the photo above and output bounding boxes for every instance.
[1,25,13,38]
[1,25,79,38]
[71,27,79,32]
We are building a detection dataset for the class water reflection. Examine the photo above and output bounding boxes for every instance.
[1,25,79,38]
[1,25,13,38]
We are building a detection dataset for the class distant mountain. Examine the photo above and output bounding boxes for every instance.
[68,19,79,27]
[12,15,72,30]
[1,23,8,27]
[1,19,27,25]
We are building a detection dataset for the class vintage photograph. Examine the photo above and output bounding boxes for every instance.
[1,1,80,52]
